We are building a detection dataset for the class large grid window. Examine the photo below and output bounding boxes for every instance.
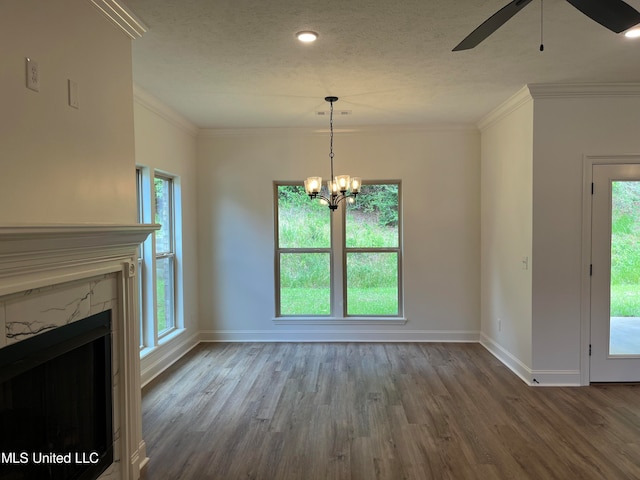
[275,181,402,318]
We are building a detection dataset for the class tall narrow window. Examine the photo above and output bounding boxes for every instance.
[137,167,183,354]
[154,175,176,335]
[136,168,145,348]
[345,183,401,316]
[274,181,402,318]
[276,185,331,316]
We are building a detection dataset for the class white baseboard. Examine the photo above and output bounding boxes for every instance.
[479,333,582,386]
[140,330,199,388]
[198,329,480,343]
[138,329,582,388]
[528,370,582,386]
[480,333,533,385]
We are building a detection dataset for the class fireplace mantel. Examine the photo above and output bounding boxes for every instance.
[0,224,158,480]
[0,225,157,297]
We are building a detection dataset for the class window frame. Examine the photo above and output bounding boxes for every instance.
[342,180,403,318]
[274,182,334,317]
[154,173,177,337]
[137,166,183,356]
[274,180,403,320]
[136,168,145,349]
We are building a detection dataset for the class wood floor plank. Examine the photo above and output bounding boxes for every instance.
[140,343,640,479]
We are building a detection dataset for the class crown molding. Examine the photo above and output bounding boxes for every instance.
[134,85,199,137]
[88,0,147,39]
[528,83,640,99]
[478,83,640,132]
[477,86,533,132]
[198,123,478,138]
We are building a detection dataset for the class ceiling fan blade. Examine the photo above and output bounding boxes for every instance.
[453,0,534,51]
[566,0,640,33]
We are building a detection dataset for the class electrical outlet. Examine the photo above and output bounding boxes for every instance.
[26,57,40,92]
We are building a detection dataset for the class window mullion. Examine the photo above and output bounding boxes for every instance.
[278,247,332,254]
[345,247,400,253]
[332,203,346,317]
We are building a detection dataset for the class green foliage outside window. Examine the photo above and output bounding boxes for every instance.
[348,183,399,227]
[277,183,400,316]
[610,181,640,317]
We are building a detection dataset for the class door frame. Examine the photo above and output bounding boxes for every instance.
[581,154,640,385]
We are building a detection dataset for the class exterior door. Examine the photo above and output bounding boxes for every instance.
[590,163,640,382]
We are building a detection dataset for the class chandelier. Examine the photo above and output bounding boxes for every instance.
[304,96,361,210]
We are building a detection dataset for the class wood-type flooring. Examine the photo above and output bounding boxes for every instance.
[140,343,640,479]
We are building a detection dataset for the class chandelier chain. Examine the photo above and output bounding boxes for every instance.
[329,98,335,182]
[304,95,360,211]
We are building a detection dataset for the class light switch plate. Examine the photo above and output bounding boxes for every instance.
[68,79,79,108]
[26,57,39,92]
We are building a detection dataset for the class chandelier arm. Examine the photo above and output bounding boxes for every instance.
[334,193,355,206]
[308,193,330,203]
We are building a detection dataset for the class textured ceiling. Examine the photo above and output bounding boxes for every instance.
[125,0,640,128]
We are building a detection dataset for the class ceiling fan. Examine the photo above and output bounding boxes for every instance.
[453,0,640,51]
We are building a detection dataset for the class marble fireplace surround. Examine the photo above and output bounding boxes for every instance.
[0,225,157,480]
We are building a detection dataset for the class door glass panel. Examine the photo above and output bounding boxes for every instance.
[609,181,640,355]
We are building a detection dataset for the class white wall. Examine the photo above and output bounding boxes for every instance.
[531,91,640,383]
[133,87,200,384]
[0,0,136,224]
[479,89,533,380]
[197,126,480,341]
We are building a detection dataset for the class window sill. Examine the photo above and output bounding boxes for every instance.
[139,328,186,359]
[140,345,155,360]
[272,317,407,325]
[159,327,185,345]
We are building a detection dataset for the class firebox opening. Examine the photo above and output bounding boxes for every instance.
[0,310,113,480]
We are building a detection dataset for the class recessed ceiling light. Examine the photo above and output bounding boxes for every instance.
[296,31,318,43]
[625,27,640,38]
